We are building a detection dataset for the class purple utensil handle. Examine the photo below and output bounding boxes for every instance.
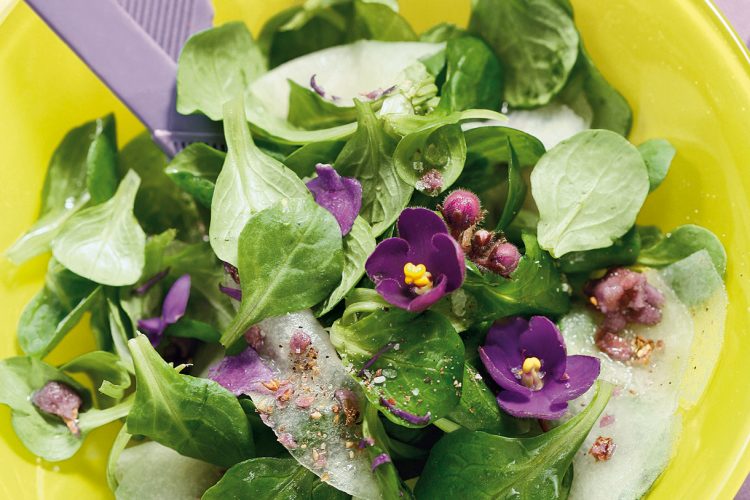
[25,0,224,156]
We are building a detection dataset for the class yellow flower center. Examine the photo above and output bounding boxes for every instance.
[520,356,544,391]
[404,262,433,294]
[522,356,541,374]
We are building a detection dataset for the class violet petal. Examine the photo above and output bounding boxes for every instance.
[137,317,167,346]
[379,396,431,425]
[357,342,396,377]
[207,347,274,396]
[219,284,242,302]
[133,268,170,296]
[365,208,465,312]
[306,164,362,235]
[162,274,191,324]
[371,453,392,471]
[223,262,240,284]
[479,315,601,420]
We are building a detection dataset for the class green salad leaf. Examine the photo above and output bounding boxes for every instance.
[202,457,348,500]
[221,197,344,347]
[165,143,225,208]
[19,286,102,358]
[127,335,254,467]
[287,80,362,130]
[330,307,464,428]
[637,224,727,276]
[419,22,466,43]
[461,233,570,324]
[394,122,466,195]
[558,226,641,274]
[284,140,346,178]
[6,115,117,264]
[114,441,223,500]
[209,96,308,266]
[0,356,132,461]
[660,249,724,307]
[442,363,528,436]
[415,382,612,498]
[531,129,649,257]
[315,216,376,316]
[177,22,266,120]
[495,138,526,231]
[335,100,413,235]
[51,170,145,286]
[469,0,579,107]
[60,351,132,406]
[353,0,416,42]
[118,133,203,241]
[439,36,502,113]
[638,138,676,192]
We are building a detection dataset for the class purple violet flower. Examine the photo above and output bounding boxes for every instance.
[207,347,274,396]
[361,85,396,101]
[137,274,191,346]
[478,316,601,420]
[306,164,362,235]
[365,208,465,313]
[223,262,240,284]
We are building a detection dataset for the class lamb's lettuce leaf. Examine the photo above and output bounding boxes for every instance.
[638,138,676,192]
[221,197,343,347]
[469,0,578,107]
[439,36,502,113]
[209,96,308,266]
[202,457,347,500]
[637,224,726,276]
[52,170,146,286]
[6,115,117,264]
[0,356,132,462]
[126,335,254,467]
[415,382,611,498]
[177,22,266,121]
[335,100,412,236]
[531,130,648,257]
[330,305,464,428]
[165,143,225,208]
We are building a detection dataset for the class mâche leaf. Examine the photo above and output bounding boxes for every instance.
[127,335,254,467]
[209,96,309,266]
[637,224,727,276]
[531,130,649,257]
[469,0,579,107]
[439,36,503,113]
[315,216,376,317]
[60,351,131,406]
[638,138,676,192]
[177,22,266,120]
[0,356,132,462]
[221,197,344,347]
[165,143,226,208]
[330,306,464,428]
[118,133,203,241]
[415,382,612,498]
[495,138,526,231]
[202,457,348,500]
[52,170,146,286]
[6,115,117,264]
[558,226,641,274]
[335,100,413,235]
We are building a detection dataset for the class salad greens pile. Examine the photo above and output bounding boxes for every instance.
[2,1,728,499]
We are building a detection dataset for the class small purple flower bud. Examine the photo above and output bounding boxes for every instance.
[416,169,444,196]
[290,330,312,355]
[440,190,482,233]
[471,229,493,253]
[31,381,82,435]
[486,242,521,277]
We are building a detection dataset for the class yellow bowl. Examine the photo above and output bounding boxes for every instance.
[1,0,749,498]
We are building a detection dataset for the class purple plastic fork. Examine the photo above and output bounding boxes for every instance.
[25,0,225,157]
